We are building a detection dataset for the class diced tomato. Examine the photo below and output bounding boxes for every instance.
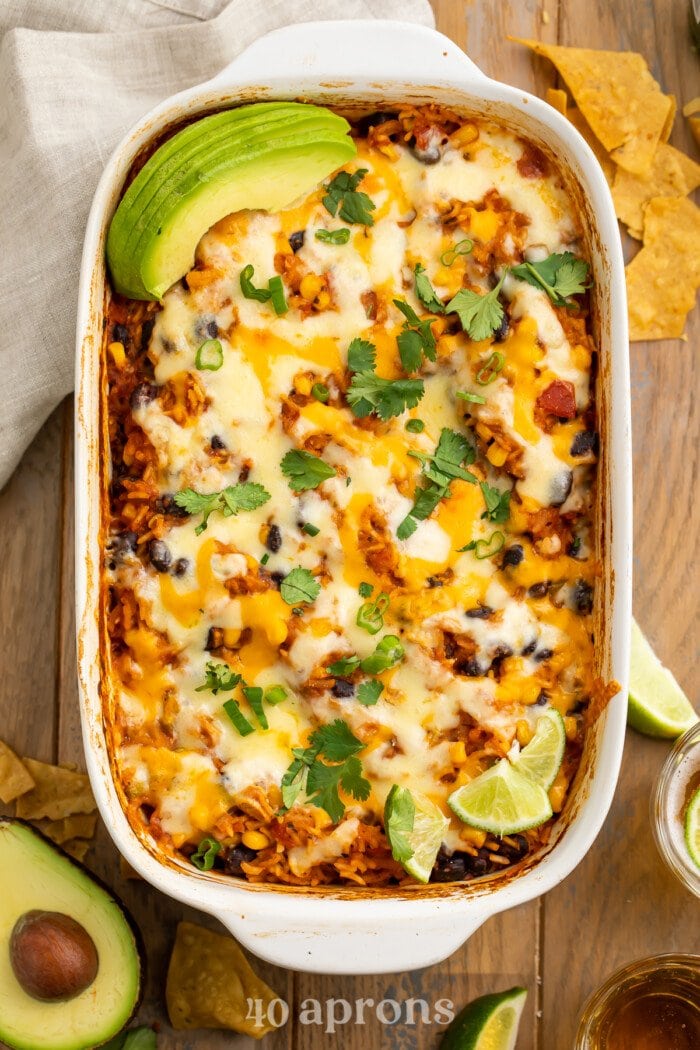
[537,380,577,419]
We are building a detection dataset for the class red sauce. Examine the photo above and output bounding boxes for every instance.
[517,141,550,179]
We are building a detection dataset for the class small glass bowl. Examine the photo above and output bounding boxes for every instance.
[651,722,700,897]
[575,954,700,1049]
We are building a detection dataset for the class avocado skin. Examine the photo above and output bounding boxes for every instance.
[0,818,144,1050]
[106,101,357,301]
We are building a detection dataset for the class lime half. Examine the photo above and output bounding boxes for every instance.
[440,987,528,1050]
[384,785,448,883]
[628,619,697,738]
[448,760,552,836]
[510,709,566,790]
[685,787,700,871]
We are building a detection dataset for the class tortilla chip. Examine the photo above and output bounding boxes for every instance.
[661,94,676,142]
[567,107,615,184]
[61,839,91,863]
[545,87,568,116]
[513,39,672,174]
[689,118,700,150]
[682,97,700,118]
[613,143,700,237]
[35,813,98,846]
[166,921,279,1038]
[626,196,700,340]
[14,759,95,821]
[0,740,35,803]
[684,100,700,151]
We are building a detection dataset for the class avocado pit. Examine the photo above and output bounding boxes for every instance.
[10,910,98,1001]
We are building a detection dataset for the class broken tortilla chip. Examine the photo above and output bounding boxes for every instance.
[684,97,700,150]
[61,839,91,863]
[613,143,700,238]
[626,196,700,340]
[35,813,98,846]
[661,94,676,142]
[0,740,35,803]
[545,87,568,116]
[166,921,279,1039]
[567,107,615,184]
[512,39,672,174]
[14,759,95,821]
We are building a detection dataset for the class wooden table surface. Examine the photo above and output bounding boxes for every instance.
[1,2,698,1047]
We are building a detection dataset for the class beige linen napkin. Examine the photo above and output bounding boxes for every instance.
[0,0,434,489]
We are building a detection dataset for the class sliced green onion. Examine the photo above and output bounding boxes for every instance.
[356,592,390,636]
[240,264,271,303]
[358,582,373,599]
[311,382,329,403]
[243,686,268,729]
[316,228,351,244]
[260,552,270,566]
[223,698,255,736]
[360,634,404,674]
[302,522,320,537]
[264,685,287,705]
[475,351,505,385]
[268,275,288,315]
[440,238,474,266]
[473,531,505,559]
[406,418,425,433]
[190,837,221,871]
[456,390,486,405]
[195,338,223,372]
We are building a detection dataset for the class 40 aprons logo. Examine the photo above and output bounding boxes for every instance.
[246,995,455,1033]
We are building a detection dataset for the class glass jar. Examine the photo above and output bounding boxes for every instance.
[575,954,700,1050]
[651,722,700,897]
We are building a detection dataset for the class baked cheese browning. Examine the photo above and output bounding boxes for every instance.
[103,104,603,886]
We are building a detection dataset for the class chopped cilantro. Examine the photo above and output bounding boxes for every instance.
[394,298,437,365]
[323,169,376,227]
[480,481,511,524]
[414,263,445,314]
[446,271,507,341]
[195,662,241,695]
[398,428,476,539]
[347,372,424,421]
[327,655,361,676]
[281,449,337,492]
[357,679,384,706]
[280,567,321,605]
[358,582,373,599]
[280,718,370,820]
[174,482,271,535]
[347,337,377,372]
[510,252,590,306]
[315,227,351,244]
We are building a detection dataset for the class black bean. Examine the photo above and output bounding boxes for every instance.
[355,111,399,137]
[148,539,172,573]
[140,318,154,351]
[224,844,257,876]
[465,851,490,876]
[207,319,219,338]
[239,464,250,483]
[465,605,492,619]
[265,524,282,553]
[156,493,189,519]
[427,576,444,588]
[210,434,226,450]
[492,644,513,661]
[205,627,223,651]
[332,680,355,699]
[500,834,529,861]
[493,314,510,343]
[172,558,189,577]
[521,639,537,656]
[194,314,217,340]
[111,323,129,346]
[431,846,467,883]
[549,469,573,507]
[568,536,582,557]
[573,579,593,615]
[535,690,549,706]
[502,544,524,567]
[570,429,598,457]
[411,143,441,164]
[534,648,554,663]
[455,657,483,678]
[270,572,284,590]
[130,382,157,411]
[528,582,548,599]
[288,230,305,253]
[109,530,137,559]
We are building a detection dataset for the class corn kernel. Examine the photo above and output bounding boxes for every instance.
[108,341,126,368]
[486,443,508,467]
[299,274,323,301]
[295,375,312,396]
[242,830,271,850]
[222,628,241,648]
[449,741,467,765]
[548,770,568,813]
[476,422,492,441]
[316,290,331,310]
[564,716,578,741]
[459,826,487,847]
[516,719,533,746]
[451,123,479,148]
[522,681,542,706]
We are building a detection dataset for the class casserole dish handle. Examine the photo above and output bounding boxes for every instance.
[205,19,490,90]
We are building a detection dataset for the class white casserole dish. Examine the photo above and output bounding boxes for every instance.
[75,19,632,976]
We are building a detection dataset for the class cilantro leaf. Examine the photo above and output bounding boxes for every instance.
[347,337,377,372]
[309,718,366,762]
[306,754,371,823]
[195,662,241,694]
[174,483,270,534]
[281,449,337,492]
[327,655,361,676]
[385,785,416,864]
[479,480,511,524]
[347,372,424,421]
[323,169,375,227]
[280,750,310,810]
[510,252,590,306]
[397,428,476,539]
[280,720,369,821]
[280,567,321,605]
[357,679,384,706]
[315,228,351,244]
[339,754,371,802]
[397,329,424,373]
[446,272,507,341]
[393,298,437,364]
[414,263,445,314]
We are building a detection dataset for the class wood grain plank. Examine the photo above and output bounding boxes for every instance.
[541,1,700,1046]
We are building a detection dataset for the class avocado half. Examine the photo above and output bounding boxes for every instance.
[106,101,358,301]
[0,819,143,1050]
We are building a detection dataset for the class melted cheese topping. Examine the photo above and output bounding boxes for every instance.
[106,116,597,863]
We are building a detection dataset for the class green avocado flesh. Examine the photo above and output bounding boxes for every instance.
[0,820,142,1050]
[107,101,357,301]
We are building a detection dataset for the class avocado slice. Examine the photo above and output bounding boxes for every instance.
[107,101,357,301]
[0,819,142,1050]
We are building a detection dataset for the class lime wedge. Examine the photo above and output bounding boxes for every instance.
[684,787,700,871]
[448,760,552,836]
[384,784,448,883]
[628,619,697,738]
[440,987,528,1050]
[511,709,566,790]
